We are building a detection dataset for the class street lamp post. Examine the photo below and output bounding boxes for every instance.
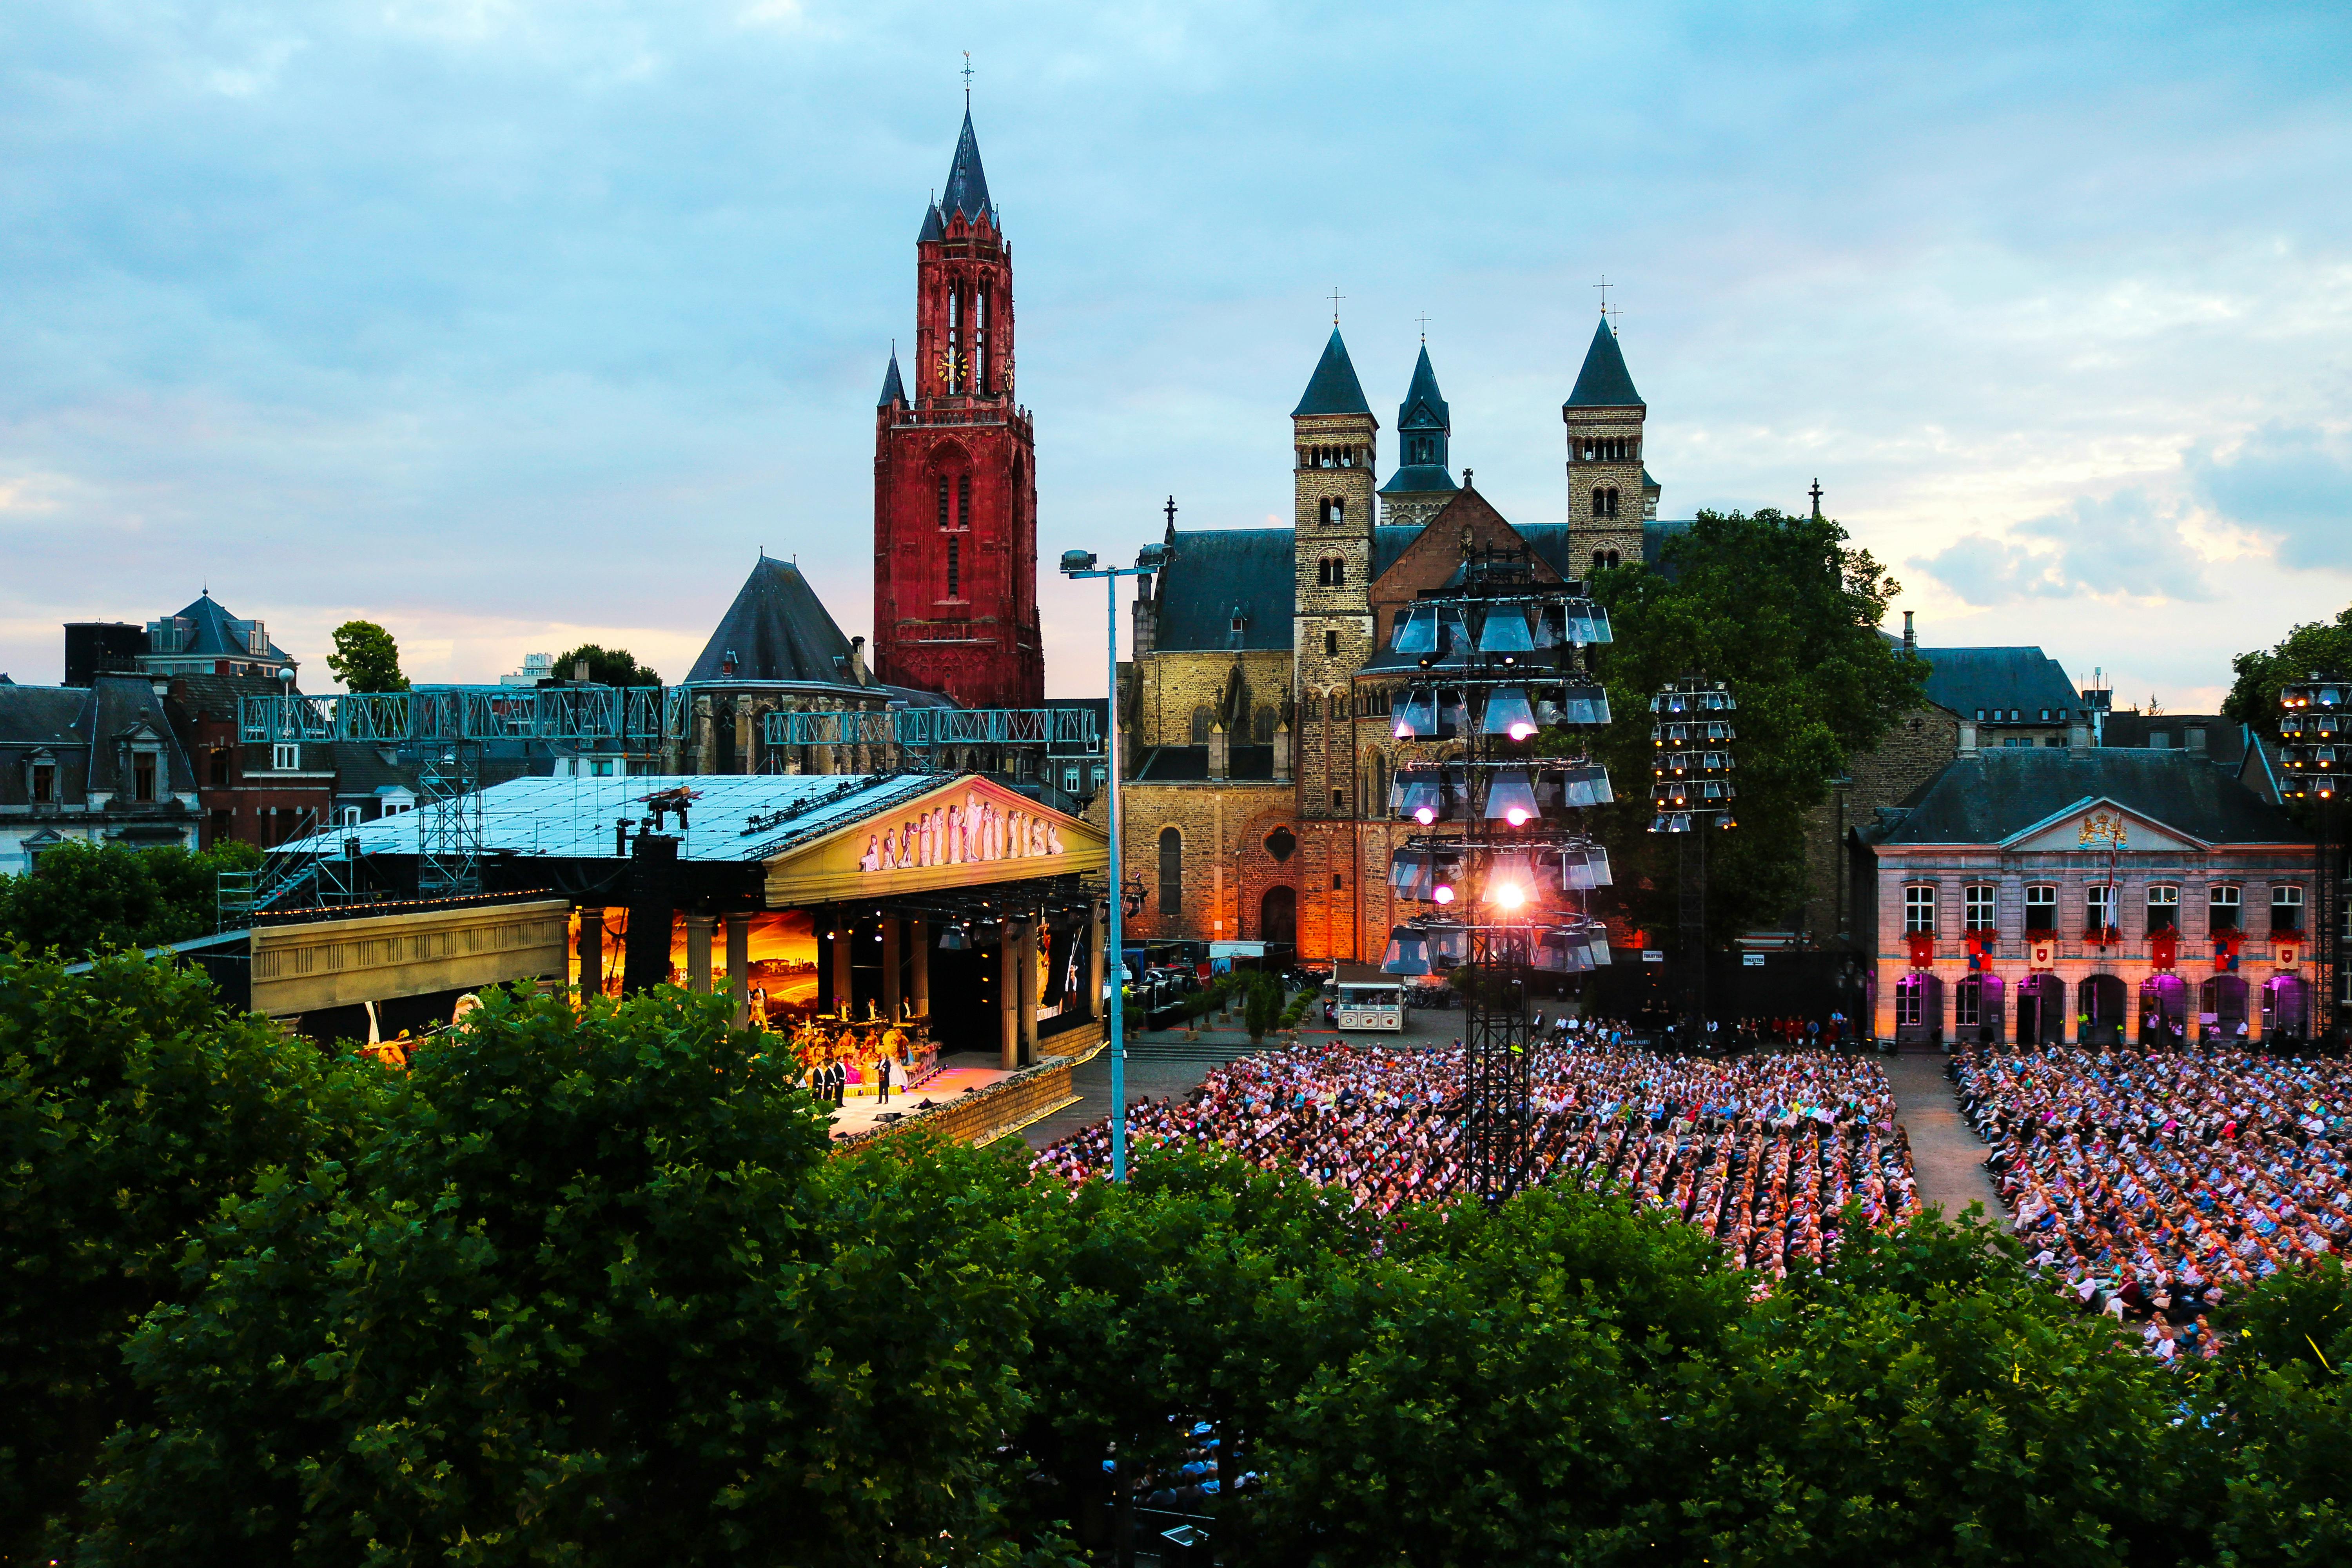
[1061,541,1171,1182]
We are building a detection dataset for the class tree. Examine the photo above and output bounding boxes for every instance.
[1582,510,1928,939]
[2223,602,2352,742]
[324,619,410,692]
[76,985,1053,1568]
[0,946,354,1560]
[554,642,664,688]
[0,839,261,960]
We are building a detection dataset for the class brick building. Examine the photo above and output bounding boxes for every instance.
[1857,744,2316,1045]
[163,673,417,849]
[1117,317,1685,964]
[870,109,1044,708]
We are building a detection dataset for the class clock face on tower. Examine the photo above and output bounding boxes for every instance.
[938,349,964,387]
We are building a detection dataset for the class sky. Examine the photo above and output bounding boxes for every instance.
[2,0,2348,712]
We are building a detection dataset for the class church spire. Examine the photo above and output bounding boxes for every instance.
[1292,327,1372,418]
[941,109,993,226]
[1564,310,1644,409]
[1379,342,1458,515]
[878,347,905,407]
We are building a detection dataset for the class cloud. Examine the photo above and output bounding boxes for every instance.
[2187,424,2352,571]
[1910,490,2220,607]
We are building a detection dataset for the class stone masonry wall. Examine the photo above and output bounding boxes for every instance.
[1797,706,1960,944]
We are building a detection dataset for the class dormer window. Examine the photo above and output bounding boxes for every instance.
[29,756,56,804]
[132,753,158,802]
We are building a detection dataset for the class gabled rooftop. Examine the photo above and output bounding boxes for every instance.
[1874,748,2304,848]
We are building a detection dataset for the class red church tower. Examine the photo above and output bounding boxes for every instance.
[872,110,1044,708]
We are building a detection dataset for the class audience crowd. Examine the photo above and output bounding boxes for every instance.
[1033,1026,1920,1279]
[1958,1043,2352,1362]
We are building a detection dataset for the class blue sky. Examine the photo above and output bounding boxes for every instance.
[3,1,2348,712]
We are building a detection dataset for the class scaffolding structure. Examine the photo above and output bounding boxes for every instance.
[240,684,673,747]
[760,705,1098,771]
[2278,674,2347,1045]
[1649,677,1740,1044]
[1379,547,1617,1202]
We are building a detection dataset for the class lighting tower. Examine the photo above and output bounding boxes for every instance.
[1649,677,1738,1047]
[2278,673,2347,1048]
[1381,546,1617,1201]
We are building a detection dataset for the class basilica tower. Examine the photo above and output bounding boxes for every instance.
[1376,343,1459,530]
[1292,327,1378,822]
[1563,312,1650,574]
[872,110,1044,707]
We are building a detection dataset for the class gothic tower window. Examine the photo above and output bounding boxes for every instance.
[946,537,961,599]
[1158,827,1183,915]
[957,474,972,530]
[1190,706,1212,744]
[1319,497,1345,527]
[936,476,950,528]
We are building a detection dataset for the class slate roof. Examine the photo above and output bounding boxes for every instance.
[1379,465,1459,496]
[168,671,288,724]
[1564,314,1644,409]
[1152,530,1298,652]
[683,558,870,689]
[155,593,292,664]
[1875,748,2307,848]
[940,110,993,225]
[0,686,86,746]
[2098,712,2247,767]
[1397,345,1449,430]
[918,201,945,242]
[1916,647,2084,721]
[878,350,905,406]
[1372,525,1419,578]
[1293,328,1374,418]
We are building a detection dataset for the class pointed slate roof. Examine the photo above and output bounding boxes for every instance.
[941,110,993,225]
[1875,748,2304,848]
[918,200,945,242]
[684,558,867,689]
[1564,313,1644,408]
[1292,328,1374,419]
[878,350,905,407]
[154,592,294,664]
[1397,344,1449,430]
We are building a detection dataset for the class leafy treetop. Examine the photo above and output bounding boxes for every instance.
[324,619,410,693]
[554,642,663,688]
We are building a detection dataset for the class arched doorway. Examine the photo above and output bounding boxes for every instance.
[2199,975,2249,1044]
[1260,885,1298,948]
[2078,974,2128,1047]
[2262,975,2310,1043]
[2017,974,2065,1045]
[1956,974,2005,1044]
[1893,973,1943,1047]
[2139,975,2189,1046]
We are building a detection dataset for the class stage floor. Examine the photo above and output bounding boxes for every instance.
[820,1054,1018,1138]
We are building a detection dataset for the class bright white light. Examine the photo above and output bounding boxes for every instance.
[1414,806,1437,824]
[1504,806,1531,825]
[1433,884,1455,904]
[1394,722,1412,739]
[1509,721,1535,740]
[1493,882,1526,909]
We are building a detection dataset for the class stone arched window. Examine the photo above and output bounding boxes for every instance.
[1189,705,1212,744]
[1319,496,1346,527]
[1318,555,1346,587]
[1252,706,1276,743]
[1157,827,1183,916]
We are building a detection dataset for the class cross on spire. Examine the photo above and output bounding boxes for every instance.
[1808,477,1824,519]
[1593,275,1611,311]
[962,52,973,105]
[1415,311,1431,343]
[1164,495,1178,530]
[1328,285,1345,325]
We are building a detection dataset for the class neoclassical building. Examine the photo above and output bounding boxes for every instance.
[1860,742,2316,1045]
[1116,315,1676,963]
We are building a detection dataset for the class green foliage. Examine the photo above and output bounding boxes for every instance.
[554,642,664,688]
[1242,973,1284,1042]
[1586,509,1928,939]
[0,838,262,959]
[2223,603,2352,741]
[2203,1259,2352,1563]
[75,985,1051,1568]
[0,945,354,1561]
[324,619,410,693]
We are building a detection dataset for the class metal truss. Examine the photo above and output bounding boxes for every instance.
[240,686,674,746]
[1463,924,1537,1200]
[414,740,483,898]
[760,705,1099,756]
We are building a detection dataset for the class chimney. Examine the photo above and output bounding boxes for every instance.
[850,636,869,686]
[574,659,590,682]
[2068,720,2091,755]
[1902,611,1916,658]
[1207,720,1230,781]
[1957,719,1979,757]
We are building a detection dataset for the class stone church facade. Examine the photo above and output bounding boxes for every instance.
[1117,316,1674,965]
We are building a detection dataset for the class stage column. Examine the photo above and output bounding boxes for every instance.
[882,918,903,1021]
[725,913,751,1026]
[683,914,716,994]
[578,905,604,998]
[1018,917,1040,1065]
[999,923,1020,1070]
[831,907,853,1018]
[910,919,931,1019]
[1089,900,1107,1022]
